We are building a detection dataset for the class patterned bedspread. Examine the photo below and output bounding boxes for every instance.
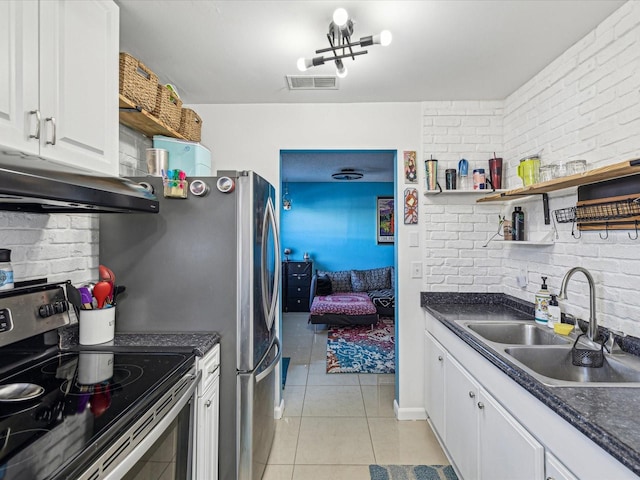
[310,292,377,316]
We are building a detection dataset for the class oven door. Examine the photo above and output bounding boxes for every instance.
[79,370,201,480]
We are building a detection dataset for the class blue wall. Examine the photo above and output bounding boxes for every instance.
[280,182,395,272]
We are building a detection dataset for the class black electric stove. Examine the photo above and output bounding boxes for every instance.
[0,283,196,480]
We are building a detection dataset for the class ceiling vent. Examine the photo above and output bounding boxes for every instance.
[286,75,338,90]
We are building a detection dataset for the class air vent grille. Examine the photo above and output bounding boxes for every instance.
[286,75,338,90]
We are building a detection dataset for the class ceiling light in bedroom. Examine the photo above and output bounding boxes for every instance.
[332,168,364,180]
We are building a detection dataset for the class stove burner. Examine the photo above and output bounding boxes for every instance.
[58,364,144,396]
[0,383,44,402]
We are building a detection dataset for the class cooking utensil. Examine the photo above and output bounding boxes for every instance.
[99,265,115,283]
[112,285,126,304]
[66,283,82,315]
[93,281,111,309]
[78,287,93,309]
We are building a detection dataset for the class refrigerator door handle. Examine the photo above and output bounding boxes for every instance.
[261,196,280,331]
[256,337,281,384]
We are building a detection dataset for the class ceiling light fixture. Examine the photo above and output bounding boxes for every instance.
[297,8,392,78]
[331,168,364,181]
[282,182,292,210]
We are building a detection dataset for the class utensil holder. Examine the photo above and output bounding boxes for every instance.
[163,178,189,198]
[79,307,116,345]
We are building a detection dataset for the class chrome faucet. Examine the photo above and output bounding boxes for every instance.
[559,267,599,342]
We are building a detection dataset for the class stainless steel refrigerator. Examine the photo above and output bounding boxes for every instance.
[99,171,280,480]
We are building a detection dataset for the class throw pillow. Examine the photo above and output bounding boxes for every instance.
[318,270,352,292]
[316,274,333,296]
[390,266,395,289]
[363,266,391,290]
[350,270,368,292]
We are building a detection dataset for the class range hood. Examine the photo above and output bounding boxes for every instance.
[0,150,158,213]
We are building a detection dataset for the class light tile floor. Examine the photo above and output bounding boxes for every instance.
[263,313,449,480]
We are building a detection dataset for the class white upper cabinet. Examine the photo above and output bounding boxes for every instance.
[0,0,119,176]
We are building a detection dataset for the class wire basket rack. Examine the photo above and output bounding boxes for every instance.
[554,207,576,224]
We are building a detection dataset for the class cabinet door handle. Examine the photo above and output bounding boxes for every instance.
[477,402,484,409]
[468,391,475,398]
[29,110,40,139]
[205,400,212,408]
[45,117,56,145]
[546,477,555,480]
[437,355,443,362]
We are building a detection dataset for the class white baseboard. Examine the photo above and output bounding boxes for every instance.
[274,398,284,419]
[394,400,427,420]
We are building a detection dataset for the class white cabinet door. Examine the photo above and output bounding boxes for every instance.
[445,355,479,480]
[38,0,119,175]
[0,0,39,154]
[478,390,544,480]
[545,452,579,480]
[424,331,446,436]
[196,372,219,480]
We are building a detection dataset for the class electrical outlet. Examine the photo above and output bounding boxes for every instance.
[411,261,422,278]
[516,265,528,288]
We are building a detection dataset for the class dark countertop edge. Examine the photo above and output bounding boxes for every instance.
[58,324,220,357]
[421,294,640,477]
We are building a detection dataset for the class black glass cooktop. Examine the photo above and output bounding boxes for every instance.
[0,350,194,480]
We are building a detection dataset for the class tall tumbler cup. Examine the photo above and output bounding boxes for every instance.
[489,157,503,189]
[425,159,438,191]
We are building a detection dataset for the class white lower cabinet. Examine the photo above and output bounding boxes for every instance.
[194,345,220,480]
[545,452,579,480]
[445,355,544,480]
[424,331,446,435]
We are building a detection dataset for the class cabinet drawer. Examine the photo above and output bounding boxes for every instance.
[288,285,310,298]
[288,273,311,286]
[287,262,312,275]
[197,344,220,394]
[287,297,310,311]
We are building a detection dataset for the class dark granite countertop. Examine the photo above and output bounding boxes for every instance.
[421,292,640,477]
[59,324,220,357]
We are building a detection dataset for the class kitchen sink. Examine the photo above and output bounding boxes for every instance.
[505,346,640,386]
[465,322,570,346]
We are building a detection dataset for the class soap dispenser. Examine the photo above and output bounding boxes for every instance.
[547,294,561,328]
[534,276,551,325]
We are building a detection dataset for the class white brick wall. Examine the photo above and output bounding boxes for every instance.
[0,125,149,286]
[421,1,640,336]
[421,101,505,293]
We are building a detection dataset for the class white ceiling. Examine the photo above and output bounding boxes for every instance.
[116,0,625,181]
[117,0,624,104]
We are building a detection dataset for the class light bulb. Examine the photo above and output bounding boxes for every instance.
[336,64,348,78]
[332,8,349,27]
[379,30,392,46]
[297,57,308,72]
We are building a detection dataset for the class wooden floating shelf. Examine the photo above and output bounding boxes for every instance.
[476,158,640,203]
[118,94,186,140]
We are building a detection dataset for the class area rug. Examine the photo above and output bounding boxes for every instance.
[326,317,395,374]
[281,357,290,388]
[369,465,458,480]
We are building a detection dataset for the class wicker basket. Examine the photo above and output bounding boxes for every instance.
[119,52,159,112]
[179,108,203,142]
[152,85,183,130]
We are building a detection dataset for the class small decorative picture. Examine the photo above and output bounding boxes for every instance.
[403,151,417,183]
[377,196,394,244]
[404,188,418,224]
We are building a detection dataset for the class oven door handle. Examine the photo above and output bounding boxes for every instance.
[102,371,202,480]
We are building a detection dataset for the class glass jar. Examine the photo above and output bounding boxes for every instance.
[473,169,486,190]
[566,159,587,175]
[539,165,555,183]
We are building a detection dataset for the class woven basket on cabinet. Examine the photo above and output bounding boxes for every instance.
[179,108,202,142]
[119,52,159,112]
[152,85,183,130]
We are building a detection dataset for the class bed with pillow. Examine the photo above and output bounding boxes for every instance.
[308,266,394,327]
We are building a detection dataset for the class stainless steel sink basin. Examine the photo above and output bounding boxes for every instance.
[505,346,640,385]
[465,322,570,346]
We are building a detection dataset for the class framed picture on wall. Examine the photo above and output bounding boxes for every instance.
[377,196,394,244]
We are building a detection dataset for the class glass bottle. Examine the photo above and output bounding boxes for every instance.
[512,207,525,241]
[0,249,14,290]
